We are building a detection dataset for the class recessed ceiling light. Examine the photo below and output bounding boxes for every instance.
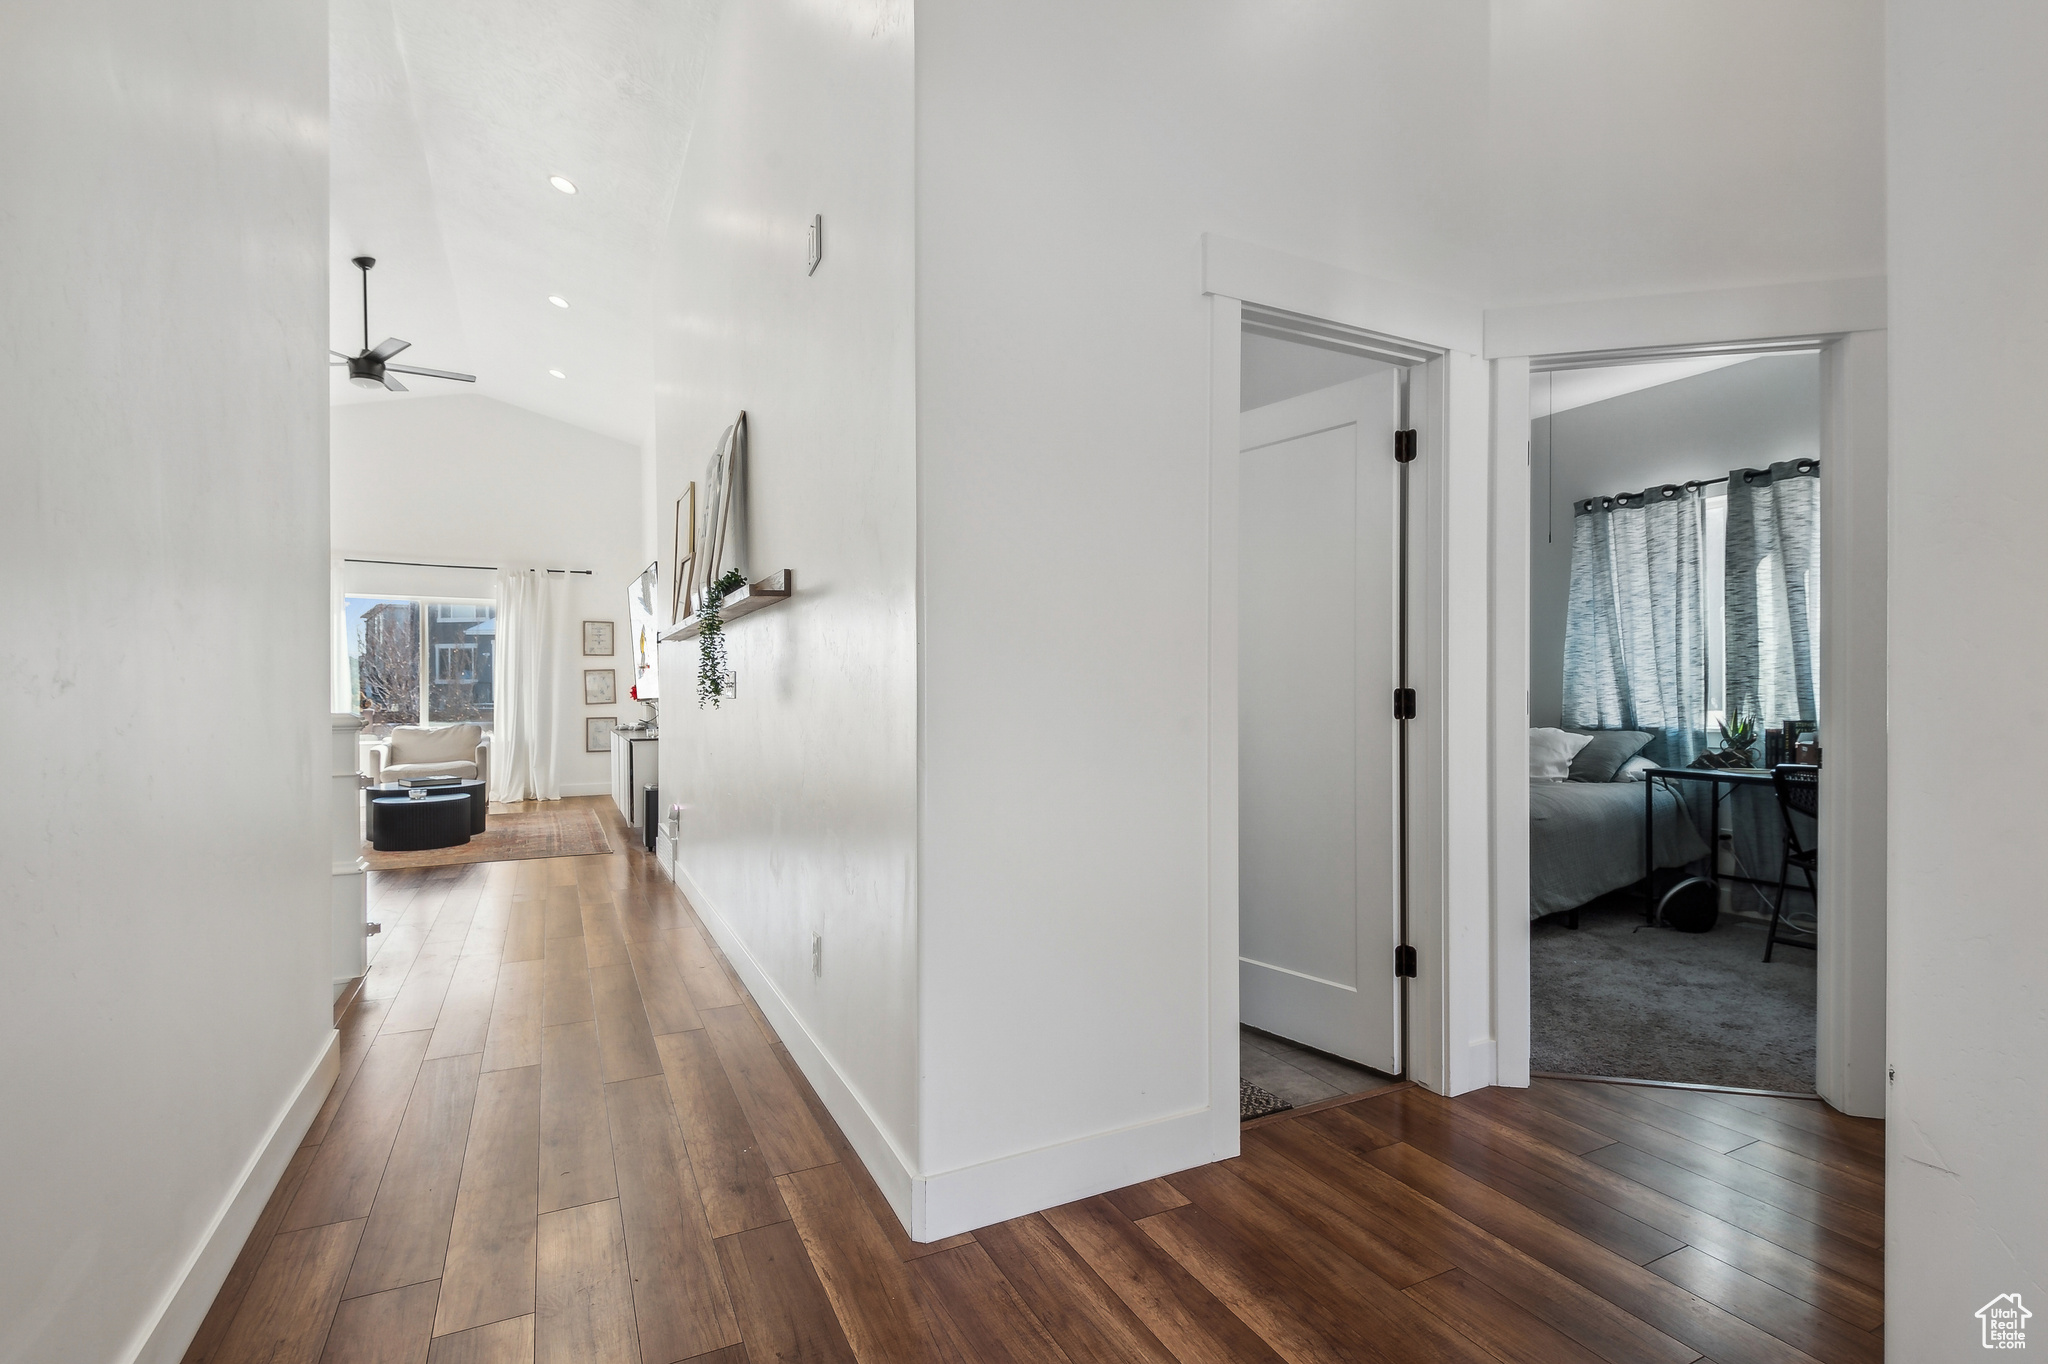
[548,295,568,308]
[549,369,566,378]
[549,176,577,194]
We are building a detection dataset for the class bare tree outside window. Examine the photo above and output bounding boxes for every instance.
[347,596,495,736]
[351,598,419,735]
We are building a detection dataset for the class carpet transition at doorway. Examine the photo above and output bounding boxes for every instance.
[1532,891,1816,1092]
[362,800,613,870]
[1240,1081,1294,1121]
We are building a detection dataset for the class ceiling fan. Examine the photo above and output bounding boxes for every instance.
[330,256,476,391]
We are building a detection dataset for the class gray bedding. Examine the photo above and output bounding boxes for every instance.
[1530,779,1708,919]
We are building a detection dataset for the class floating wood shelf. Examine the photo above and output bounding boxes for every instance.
[659,569,794,642]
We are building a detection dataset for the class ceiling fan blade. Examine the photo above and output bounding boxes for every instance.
[330,350,355,360]
[382,373,409,392]
[385,363,477,383]
[366,337,412,362]
[331,360,347,366]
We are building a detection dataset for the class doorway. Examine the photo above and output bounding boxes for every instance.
[1525,347,1823,1092]
[1233,322,1413,1114]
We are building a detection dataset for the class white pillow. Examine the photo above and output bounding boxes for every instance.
[1529,727,1595,782]
[1615,754,1658,782]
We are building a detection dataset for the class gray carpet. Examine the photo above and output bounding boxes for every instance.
[1531,891,1816,1092]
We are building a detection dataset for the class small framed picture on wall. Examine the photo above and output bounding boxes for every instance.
[586,716,617,752]
[583,620,614,656]
[584,669,616,705]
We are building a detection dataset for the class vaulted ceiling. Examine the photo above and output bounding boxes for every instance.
[329,0,714,442]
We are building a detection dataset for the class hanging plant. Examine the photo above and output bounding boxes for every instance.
[697,567,748,707]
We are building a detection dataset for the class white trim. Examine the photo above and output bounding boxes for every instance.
[1483,277,1886,361]
[1200,233,1483,356]
[1816,331,1888,1118]
[1403,354,1497,1097]
[125,1030,340,1364]
[1489,357,1533,1089]
[660,855,919,1231]
[917,1108,1216,1242]
[557,780,612,798]
[1204,294,1245,1167]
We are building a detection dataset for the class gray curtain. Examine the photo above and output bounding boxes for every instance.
[1725,459,1820,727]
[1562,483,1708,765]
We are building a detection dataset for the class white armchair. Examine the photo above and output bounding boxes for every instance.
[365,723,491,786]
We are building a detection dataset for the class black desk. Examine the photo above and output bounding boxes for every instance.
[1642,766,1778,921]
[370,793,473,852]
[366,779,486,835]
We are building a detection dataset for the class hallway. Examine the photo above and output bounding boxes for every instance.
[184,800,1883,1364]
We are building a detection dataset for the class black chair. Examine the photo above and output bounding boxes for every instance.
[1765,764,1819,961]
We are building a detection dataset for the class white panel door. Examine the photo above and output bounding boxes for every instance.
[1239,372,1401,1072]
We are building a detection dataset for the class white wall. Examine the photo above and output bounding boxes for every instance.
[1886,0,2048,1345]
[331,394,644,794]
[914,1,1489,1233]
[0,1,332,1360]
[1529,354,1821,726]
[649,0,922,1209]
[1488,0,1885,308]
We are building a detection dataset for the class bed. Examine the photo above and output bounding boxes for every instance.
[1530,776,1708,921]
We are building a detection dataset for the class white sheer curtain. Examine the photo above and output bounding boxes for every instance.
[491,569,563,802]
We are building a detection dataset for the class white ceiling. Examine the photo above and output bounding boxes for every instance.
[329,0,715,443]
[1531,355,1779,417]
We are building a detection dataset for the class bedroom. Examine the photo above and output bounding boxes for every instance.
[1526,349,1822,1093]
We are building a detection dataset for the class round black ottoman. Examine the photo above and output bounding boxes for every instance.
[370,793,473,852]
[365,779,487,834]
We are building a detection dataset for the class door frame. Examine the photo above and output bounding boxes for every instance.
[1202,236,1492,1160]
[1203,240,1888,1149]
[1486,281,1889,1118]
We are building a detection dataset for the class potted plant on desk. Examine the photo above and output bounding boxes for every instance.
[1694,714,1758,769]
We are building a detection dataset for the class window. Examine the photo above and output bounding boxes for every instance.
[347,596,495,735]
[1702,491,1727,730]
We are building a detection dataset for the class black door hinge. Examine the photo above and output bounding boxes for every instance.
[1394,945,1417,978]
[1394,687,1417,720]
[1394,429,1418,463]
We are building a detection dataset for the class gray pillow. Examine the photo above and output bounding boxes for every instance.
[1568,729,1654,782]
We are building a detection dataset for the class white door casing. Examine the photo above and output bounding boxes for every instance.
[1238,373,1401,1071]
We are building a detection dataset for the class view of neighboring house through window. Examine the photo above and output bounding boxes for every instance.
[347,595,495,735]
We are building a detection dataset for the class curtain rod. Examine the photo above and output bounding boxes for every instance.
[343,557,593,575]
[1584,460,1822,510]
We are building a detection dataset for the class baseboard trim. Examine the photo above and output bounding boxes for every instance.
[558,781,611,798]
[124,1028,340,1364]
[920,1105,1226,1240]
[659,851,1231,1243]
[662,858,921,1236]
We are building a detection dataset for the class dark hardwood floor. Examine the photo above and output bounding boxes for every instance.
[185,798,1883,1363]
